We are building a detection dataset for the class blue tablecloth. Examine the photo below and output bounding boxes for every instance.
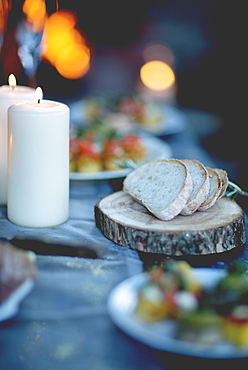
[1,109,247,369]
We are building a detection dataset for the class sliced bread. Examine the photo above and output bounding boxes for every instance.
[214,168,228,199]
[180,159,210,215]
[198,167,222,211]
[123,159,193,221]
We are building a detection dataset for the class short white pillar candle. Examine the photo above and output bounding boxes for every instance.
[0,75,35,204]
[7,87,70,227]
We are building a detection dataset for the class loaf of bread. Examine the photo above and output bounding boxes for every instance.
[123,159,229,221]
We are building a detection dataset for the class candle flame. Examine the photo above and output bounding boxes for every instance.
[35,87,43,103]
[8,74,16,88]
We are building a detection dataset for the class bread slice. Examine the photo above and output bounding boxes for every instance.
[180,160,210,215]
[198,167,222,211]
[214,168,228,199]
[123,159,193,221]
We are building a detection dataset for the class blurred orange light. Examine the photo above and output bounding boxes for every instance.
[55,44,90,79]
[22,0,47,33]
[41,10,90,79]
[0,0,9,33]
[44,10,77,32]
[140,61,175,91]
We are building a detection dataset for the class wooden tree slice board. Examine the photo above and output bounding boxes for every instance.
[95,191,246,256]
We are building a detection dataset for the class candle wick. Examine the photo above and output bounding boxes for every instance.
[38,99,40,104]
[11,86,15,91]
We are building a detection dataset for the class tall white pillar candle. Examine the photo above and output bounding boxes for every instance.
[0,77,35,204]
[8,90,70,227]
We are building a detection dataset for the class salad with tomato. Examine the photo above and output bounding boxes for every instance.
[70,120,147,173]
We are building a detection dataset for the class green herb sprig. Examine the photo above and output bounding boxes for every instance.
[225,181,248,200]
[115,158,140,170]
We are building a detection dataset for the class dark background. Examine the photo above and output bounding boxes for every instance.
[1,0,248,196]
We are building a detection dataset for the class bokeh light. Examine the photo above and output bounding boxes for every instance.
[41,10,91,79]
[0,0,10,34]
[22,0,47,33]
[140,60,175,91]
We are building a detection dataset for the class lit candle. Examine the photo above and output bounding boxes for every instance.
[7,87,70,227]
[0,75,35,204]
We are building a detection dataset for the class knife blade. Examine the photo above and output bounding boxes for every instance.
[1,237,100,259]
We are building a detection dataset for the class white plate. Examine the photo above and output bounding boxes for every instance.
[107,268,248,359]
[70,136,172,181]
[136,106,187,136]
[70,101,186,136]
[0,279,35,322]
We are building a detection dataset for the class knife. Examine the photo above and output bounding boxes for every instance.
[1,237,100,259]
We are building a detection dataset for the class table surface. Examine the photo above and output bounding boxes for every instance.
[1,107,248,370]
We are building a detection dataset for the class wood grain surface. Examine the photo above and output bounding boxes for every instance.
[95,191,246,256]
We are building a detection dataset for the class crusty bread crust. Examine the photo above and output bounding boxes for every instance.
[198,168,222,211]
[180,160,210,215]
[123,159,193,221]
[214,168,228,199]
